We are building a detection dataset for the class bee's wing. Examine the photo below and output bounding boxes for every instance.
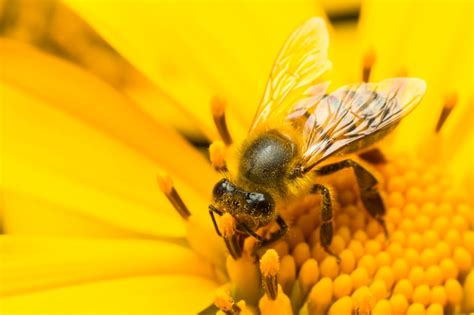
[301,78,427,169]
[250,17,332,131]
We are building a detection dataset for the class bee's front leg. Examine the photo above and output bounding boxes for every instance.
[250,215,288,252]
[259,215,288,248]
[315,159,388,237]
[208,205,223,237]
[311,184,340,261]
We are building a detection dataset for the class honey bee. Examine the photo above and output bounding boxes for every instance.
[208,17,426,259]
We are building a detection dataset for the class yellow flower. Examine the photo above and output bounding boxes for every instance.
[0,0,473,314]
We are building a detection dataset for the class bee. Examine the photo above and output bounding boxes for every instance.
[208,17,426,259]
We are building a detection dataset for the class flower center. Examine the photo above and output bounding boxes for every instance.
[220,152,473,314]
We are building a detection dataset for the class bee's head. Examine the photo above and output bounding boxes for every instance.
[211,178,275,229]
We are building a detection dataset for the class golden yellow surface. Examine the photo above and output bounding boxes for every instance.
[0,0,472,314]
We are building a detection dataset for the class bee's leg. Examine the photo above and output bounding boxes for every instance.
[311,184,339,261]
[238,224,265,242]
[208,205,223,237]
[211,97,232,146]
[249,215,288,251]
[259,215,288,248]
[315,159,388,237]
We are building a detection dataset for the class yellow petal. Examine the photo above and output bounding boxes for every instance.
[330,21,361,87]
[65,0,326,141]
[1,191,154,238]
[359,0,473,152]
[0,275,216,314]
[0,235,215,296]
[0,38,218,196]
[0,81,216,237]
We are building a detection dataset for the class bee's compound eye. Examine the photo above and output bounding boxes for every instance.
[246,192,274,215]
[212,179,234,198]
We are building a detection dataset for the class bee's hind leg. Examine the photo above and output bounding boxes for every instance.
[311,184,340,261]
[315,159,388,237]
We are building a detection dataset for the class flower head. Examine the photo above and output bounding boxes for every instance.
[0,0,473,314]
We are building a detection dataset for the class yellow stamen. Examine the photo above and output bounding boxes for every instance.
[278,255,296,295]
[362,47,376,82]
[453,246,473,274]
[426,303,443,315]
[430,285,447,306]
[351,267,370,289]
[307,277,333,315]
[156,172,191,219]
[292,242,311,269]
[219,213,236,238]
[389,293,408,315]
[329,235,346,255]
[424,265,443,287]
[226,255,260,305]
[298,258,319,296]
[392,258,409,282]
[352,286,375,315]
[412,284,430,306]
[374,266,395,289]
[214,288,240,314]
[320,255,339,279]
[358,254,377,277]
[406,303,425,315]
[211,96,232,145]
[259,249,279,300]
[440,257,459,280]
[333,274,353,299]
[336,226,351,244]
[209,140,228,172]
[258,285,292,315]
[445,278,463,305]
[375,251,392,269]
[328,296,353,315]
[372,299,391,315]
[419,248,437,268]
[435,92,457,133]
[408,266,425,287]
[393,279,414,300]
[218,213,243,260]
[403,248,419,267]
[339,249,356,274]
[272,241,289,258]
[462,269,474,312]
[369,279,388,301]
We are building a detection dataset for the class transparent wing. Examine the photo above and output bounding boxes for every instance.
[301,78,427,169]
[250,17,332,131]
